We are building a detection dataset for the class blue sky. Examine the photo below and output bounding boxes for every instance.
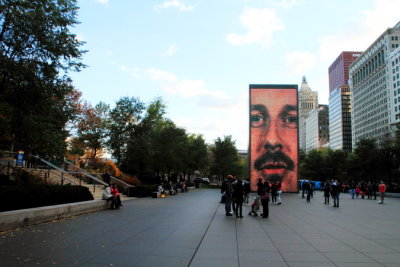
[71,0,400,150]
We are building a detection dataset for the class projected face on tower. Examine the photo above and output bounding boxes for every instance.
[250,85,298,192]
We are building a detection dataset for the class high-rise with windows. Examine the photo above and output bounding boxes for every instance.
[298,77,318,151]
[349,21,400,147]
[329,86,352,152]
[305,105,329,153]
[329,52,362,94]
[389,46,400,123]
[328,52,361,152]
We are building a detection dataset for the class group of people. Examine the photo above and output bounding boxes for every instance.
[307,179,388,207]
[221,175,283,219]
[102,183,122,209]
[221,175,251,218]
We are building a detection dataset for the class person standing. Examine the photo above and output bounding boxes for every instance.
[331,180,340,207]
[270,181,277,204]
[306,181,312,202]
[222,175,234,216]
[378,180,386,204]
[234,180,244,218]
[103,172,111,185]
[349,180,356,199]
[323,181,330,204]
[301,180,307,198]
[243,180,250,205]
[367,181,373,199]
[276,181,282,205]
[260,190,270,218]
[257,178,264,196]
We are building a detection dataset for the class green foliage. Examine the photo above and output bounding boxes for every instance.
[0,184,93,212]
[211,136,241,178]
[0,0,85,156]
[107,96,145,164]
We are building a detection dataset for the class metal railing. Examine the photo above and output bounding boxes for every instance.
[63,159,132,194]
[1,151,132,195]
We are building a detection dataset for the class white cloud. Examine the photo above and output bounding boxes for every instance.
[95,0,109,5]
[318,0,400,62]
[226,7,285,47]
[273,0,300,8]
[284,51,316,76]
[120,65,141,78]
[154,0,194,12]
[165,44,178,56]
[147,68,177,82]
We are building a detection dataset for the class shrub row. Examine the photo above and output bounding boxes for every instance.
[128,185,158,197]
[0,184,94,212]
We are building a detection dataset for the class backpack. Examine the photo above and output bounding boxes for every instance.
[221,180,227,193]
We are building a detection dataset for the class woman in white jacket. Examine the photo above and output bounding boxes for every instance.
[102,184,117,209]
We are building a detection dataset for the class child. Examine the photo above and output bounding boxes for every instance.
[249,196,261,216]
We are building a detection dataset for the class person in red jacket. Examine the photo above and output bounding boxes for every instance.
[378,180,386,204]
[111,184,122,208]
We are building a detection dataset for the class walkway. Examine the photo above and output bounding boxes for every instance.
[1,189,400,266]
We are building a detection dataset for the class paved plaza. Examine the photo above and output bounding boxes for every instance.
[1,188,400,266]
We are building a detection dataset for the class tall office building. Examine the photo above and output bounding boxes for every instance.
[349,21,400,147]
[298,77,318,151]
[329,52,362,94]
[329,86,352,152]
[305,105,329,153]
[389,46,400,123]
[328,52,361,152]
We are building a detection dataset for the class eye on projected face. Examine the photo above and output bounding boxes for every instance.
[250,104,297,129]
[250,87,298,193]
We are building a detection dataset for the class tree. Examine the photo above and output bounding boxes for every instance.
[123,98,166,176]
[76,102,109,159]
[0,0,86,156]
[211,136,241,179]
[184,134,208,181]
[107,96,145,164]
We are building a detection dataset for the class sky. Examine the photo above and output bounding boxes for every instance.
[71,0,400,150]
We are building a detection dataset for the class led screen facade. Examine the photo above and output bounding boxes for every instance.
[249,85,299,192]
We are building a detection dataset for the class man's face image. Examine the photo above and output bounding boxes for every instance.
[250,88,298,192]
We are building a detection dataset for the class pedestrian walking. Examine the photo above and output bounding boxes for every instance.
[378,180,386,204]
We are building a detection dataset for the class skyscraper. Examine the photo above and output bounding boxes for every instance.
[328,52,362,152]
[305,105,329,153]
[349,21,400,147]
[329,52,362,94]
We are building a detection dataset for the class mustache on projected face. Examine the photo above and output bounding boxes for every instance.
[254,150,294,172]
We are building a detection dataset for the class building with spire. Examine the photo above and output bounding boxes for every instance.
[298,76,318,151]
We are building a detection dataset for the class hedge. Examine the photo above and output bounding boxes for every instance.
[128,185,158,197]
[0,184,94,212]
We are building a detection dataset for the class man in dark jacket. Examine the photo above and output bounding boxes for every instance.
[222,175,234,216]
